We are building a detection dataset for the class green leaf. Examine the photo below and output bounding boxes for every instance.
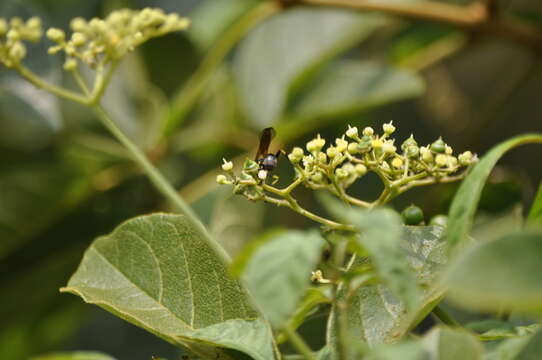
[241,229,326,328]
[446,231,542,313]
[421,327,483,360]
[485,328,542,360]
[350,209,422,311]
[446,134,542,251]
[234,7,382,126]
[286,60,424,123]
[329,225,447,346]
[365,341,427,360]
[527,182,542,226]
[30,352,116,360]
[61,214,277,359]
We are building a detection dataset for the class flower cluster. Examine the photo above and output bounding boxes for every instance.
[46,8,189,69]
[218,123,477,212]
[0,17,42,67]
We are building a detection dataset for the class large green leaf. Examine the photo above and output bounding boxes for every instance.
[527,182,542,226]
[329,225,447,346]
[241,230,326,328]
[446,134,542,251]
[422,327,483,360]
[446,231,542,313]
[234,7,382,126]
[30,352,116,360]
[485,328,542,360]
[61,214,276,360]
[285,60,424,124]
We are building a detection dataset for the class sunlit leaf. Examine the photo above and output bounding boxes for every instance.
[30,352,116,360]
[241,229,326,328]
[234,7,382,126]
[446,134,542,251]
[61,214,276,359]
[446,231,542,313]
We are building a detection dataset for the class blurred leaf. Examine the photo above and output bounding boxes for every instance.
[286,60,424,124]
[188,0,259,49]
[446,231,542,313]
[485,328,542,360]
[365,342,426,360]
[328,225,447,346]
[241,229,325,328]
[421,327,483,360]
[234,7,382,127]
[527,182,542,226]
[447,134,542,252]
[61,214,278,359]
[30,352,116,360]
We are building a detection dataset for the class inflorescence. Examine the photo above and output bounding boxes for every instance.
[218,123,476,229]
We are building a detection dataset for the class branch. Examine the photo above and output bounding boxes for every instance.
[295,0,542,50]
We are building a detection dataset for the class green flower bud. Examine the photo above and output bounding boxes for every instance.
[355,164,367,176]
[445,145,453,155]
[311,172,324,183]
[401,134,417,151]
[391,157,403,169]
[335,137,348,153]
[307,134,325,152]
[63,58,77,71]
[317,152,327,164]
[335,168,348,179]
[244,159,258,173]
[347,142,359,155]
[70,17,87,32]
[46,28,65,42]
[435,154,447,167]
[346,125,358,138]
[372,138,383,149]
[406,145,419,158]
[0,19,7,36]
[221,159,233,171]
[7,29,20,41]
[458,151,473,166]
[447,156,458,167]
[362,127,374,136]
[342,163,355,176]
[326,146,338,158]
[288,147,304,163]
[429,214,448,228]
[382,142,396,154]
[358,135,372,153]
[71,32,86,46]
[302,155,314,168]
[26,17,41,30]
[8,42,26,62]
[430,138,446,153]
[216,174,228,184]
[402,204,424,225]
[383,121,395,135]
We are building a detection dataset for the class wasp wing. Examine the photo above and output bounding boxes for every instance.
[255,127,276,160]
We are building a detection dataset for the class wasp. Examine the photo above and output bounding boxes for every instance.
[255,127,282,181]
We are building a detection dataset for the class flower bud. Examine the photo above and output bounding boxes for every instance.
[420,146,433,163]
[26,17,41,30]
[406,145,419,158]
[71,32,86,46]
[382,142,396,154]
[355,164,367,176]
[346,125,358,138]
[7,29,20,41]
[302,155,314,168]
[383,121,395,135]
[221,159,233,171]
[363,127,374,136]
[347,142,359,155]
[401,135,417,151]
[358,136,372,153]
[391,157,403,169]
[335,168,348,179]
[317,152,327,164]
[288,147,304,163]
[63,58,77,71]
[70,17,87,32]
[46,27,65,42]
[458,151,473,166]
[8,42,26,62]
[372,138,383,149]
[0,19,7,36]
[311,172,324,183]
[244,159,258,172]
[307,134,325,152]
[447,156,458,167]
[430,138,446,153]
[342,163,355,176]
[435,154,447,167]
[335,137,348,153]
[326,146,338,158]
[216,174,228,184]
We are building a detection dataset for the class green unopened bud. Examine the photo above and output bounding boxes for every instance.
[335,168,348,179]
[355,164,367,176]
[401,135,417,151]
[448,156,458,167]
[346,125,358,138]
[342,163,355,176]
[445,145,453,155]
[63,58,77,71]
[435,154,447,167]
[358,136,372,153]
[335,137,348,153]
[71,32,86,46]
[383,121,395,135]
[311,172,324,183]
[244,159,258,172]
[70,17,87,32]
[216,174,228,184]
[7,29,20,41]
[0,19,7,36]
[347,142,359,155]
[89,18,107,33]
[382,142,396,154]
[222,159,233,171]
[326,146,338,158]
[363,127,374,136]
[372,139,383,149]
[288,147,304,163]
[420,147,433,163]
[46,27,65,42]
[307,134,325,152]
[430,138,446,153]
[26,17,41,30]
[317,152,327,163]
[406,145,419,158]
[391,157,403,169]
[8,42,26,62]
[458,151,473,166]
[302,155,314,168]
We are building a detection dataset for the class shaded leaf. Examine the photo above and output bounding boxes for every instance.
[485,328,542,360]
[421,327,483,360]
[365,341,426,360]
[447,134,542,251]
[30,352,116,360]
[241,230,326,328]
[446,231,542,313]
[61,214,277,359]
[234,7,382,126]
[527,182,542,226]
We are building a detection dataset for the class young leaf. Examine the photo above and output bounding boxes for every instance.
[446,134,542,251]
[527,182,542,226]
[240,230,326,328]
[61,214,277,359]
[446,231,542,313]
[234,7,382,126]
[30,352,116,360]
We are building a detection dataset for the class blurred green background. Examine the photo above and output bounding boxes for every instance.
[1,0,541,359]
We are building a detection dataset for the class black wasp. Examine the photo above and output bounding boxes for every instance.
[255,127,282,181]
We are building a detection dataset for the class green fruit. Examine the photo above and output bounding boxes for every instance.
[402,204,424,225]
[429,215,448,228]
[430,138,446,153]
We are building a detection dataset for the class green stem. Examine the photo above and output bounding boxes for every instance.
[432,305,460,327]
[163,1,280,135]
[283,325,316,360]
[15,63,89,104]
